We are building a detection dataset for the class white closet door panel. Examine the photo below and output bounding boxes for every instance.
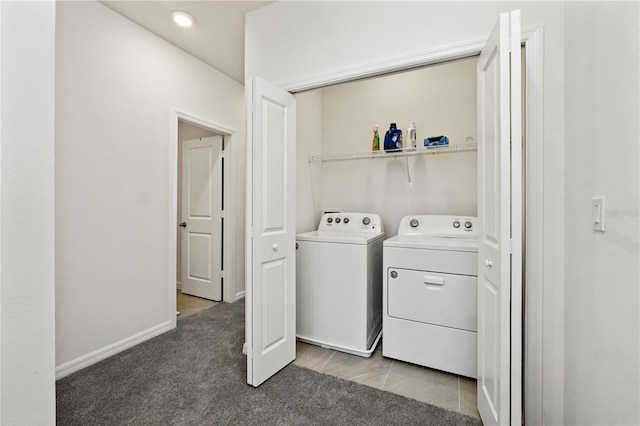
[246,76,296,387]
[477,9,522,426]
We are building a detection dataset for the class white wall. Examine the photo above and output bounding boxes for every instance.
[320,58,477,155]
[307,58,477,235]
[0,1,56,423]
[56,1,245,372]
[296,90,324,232]
[564,2,640,424]
[247,3,566,423]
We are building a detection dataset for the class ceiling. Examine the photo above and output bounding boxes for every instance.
[99,1,273,84]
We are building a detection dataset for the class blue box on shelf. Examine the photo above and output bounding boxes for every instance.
[424,135,449,148]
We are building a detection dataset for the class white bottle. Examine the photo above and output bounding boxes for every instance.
[406,122,417,148]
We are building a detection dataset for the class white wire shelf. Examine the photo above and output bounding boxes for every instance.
[308,143,477,163]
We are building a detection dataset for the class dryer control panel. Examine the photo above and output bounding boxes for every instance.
[319,212,383,234]
[397,215,478,238]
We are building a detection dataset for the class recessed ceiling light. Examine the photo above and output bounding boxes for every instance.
[171,10,195,28]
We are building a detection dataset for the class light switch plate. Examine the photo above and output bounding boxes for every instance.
[592,196,606,232]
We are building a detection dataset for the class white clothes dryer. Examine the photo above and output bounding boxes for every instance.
[383,215,479,378]
[296,212,384,357]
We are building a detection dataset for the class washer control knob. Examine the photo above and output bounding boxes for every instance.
[409,219,419,228]
[453,220,461,228]
[327,217,333,224]
[335,217,341,224]
[343,217,350,224]
[390,271,398,279]
[464,221,473,229]
[362,217,371,226]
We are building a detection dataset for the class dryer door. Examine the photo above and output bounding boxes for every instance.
[387,268,477,332]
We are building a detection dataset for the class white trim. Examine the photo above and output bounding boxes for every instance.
[176,280,182,290]
[509,11,523,424]
[170,111,180,329]
[171,110,239,310]
[244,78,255,384]
[55,321,173,380]
[273,25,545,423]
[523,26,544,426]
[174,111,235,136]
[280,38,484,93]
[280,28,538,94]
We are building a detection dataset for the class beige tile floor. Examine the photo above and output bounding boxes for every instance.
[294,340,480,419]
[176,290,218,318]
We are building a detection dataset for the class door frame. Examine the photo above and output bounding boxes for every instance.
[279,27,544,424]
[169,110,238,327]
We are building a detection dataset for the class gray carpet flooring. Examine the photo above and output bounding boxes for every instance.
[57,301,482,425]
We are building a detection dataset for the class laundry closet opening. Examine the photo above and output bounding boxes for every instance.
[293,56,480,413]
[291,52,526,417]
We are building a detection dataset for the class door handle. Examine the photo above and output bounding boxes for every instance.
[179,222,187,228]
[272,243,278,251]
[423,275,445,290]
[485,259,493,268]
[423,275,445,286]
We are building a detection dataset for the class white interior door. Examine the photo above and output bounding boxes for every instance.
[180,136,223,301]
[245,76,296,387]
[477,10,522,426]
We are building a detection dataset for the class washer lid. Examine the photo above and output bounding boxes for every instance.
[297,230,385,245]
[383,235,478,252]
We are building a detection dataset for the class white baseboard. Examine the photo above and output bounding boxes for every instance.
[55,320,174,380]
[233,290,245,302]
[176,281,182,290]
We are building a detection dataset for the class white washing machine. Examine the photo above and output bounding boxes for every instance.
[296,212,384,357]
[383,215,478,378]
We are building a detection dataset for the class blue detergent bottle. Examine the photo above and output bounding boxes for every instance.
[384,122,403,152]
